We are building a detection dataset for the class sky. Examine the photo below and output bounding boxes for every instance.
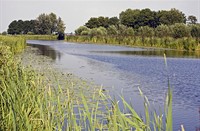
[0,0,200,33]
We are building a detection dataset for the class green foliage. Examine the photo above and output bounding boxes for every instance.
[73,8,198,51]
[57,17,66,33]
[107,25,118,35]
[138,26,154,37]
[119,8,140,28]
[124,27,134,36]
[89,27,107,36]
[139,8,159,28]
[187,15,197,24]
[120,8,186,29]
[7,20,36,35]
[155,24,171,37]
[1,31,7,35]
[35,13,52,35]
[35,13,65,34]
[85,16,109,29]
[189,24,200,38]
[49,12,57,33]
[171,23,190,38]
[108,17,120,26]
[158,8,186,25]
[7,12,65,35]
[24,35,57,40]
[0,36,26,54]
[75,26,90,35]
[117,24,128,36]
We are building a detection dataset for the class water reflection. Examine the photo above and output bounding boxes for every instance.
[92,49,200,58]
[28,44,62,61]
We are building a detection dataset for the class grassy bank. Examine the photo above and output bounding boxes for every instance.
[23,35,57,40]
[65,35,200,51]
[0,35,26,54]
[0,35,176,130]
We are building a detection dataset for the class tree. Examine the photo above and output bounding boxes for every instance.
[75,26,90,35]
[119,8,160,29]
[138,8,159,28]
[107,25,118,35]
[85,17,100,29]
[187,15,197,24]
[34,13,65,34]
[98,16,109,28]
[170,23,190,38]
[7,12,65,35]
[138,26,154,38]
[155,24,171,37]
[108,17,119,26]
[23,20,36,34]
[57,17,65,33]
[7,20,36,35]
[7,20,24,34]
[158,8,186,25]
[85,16,109,29]
[119,9,140,28]
[117,24,128,36]
[35,13,51,34]
[2,31,7,35]
[7,20,18,34]
[124,27,134,36]
[190,24,200,38]
[89,27,107,36]
[49,12,58,33]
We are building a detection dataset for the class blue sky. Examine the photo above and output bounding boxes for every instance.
[1,0,200,33]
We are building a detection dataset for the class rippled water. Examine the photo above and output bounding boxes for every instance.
[27,40,200,131]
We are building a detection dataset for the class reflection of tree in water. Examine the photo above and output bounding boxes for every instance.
[28,44,62,61]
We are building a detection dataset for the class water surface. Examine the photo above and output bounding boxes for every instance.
[27,40,200,131]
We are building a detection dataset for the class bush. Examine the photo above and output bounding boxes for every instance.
[171,23,190,38]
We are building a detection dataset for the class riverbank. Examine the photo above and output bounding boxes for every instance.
[65,35,200,51]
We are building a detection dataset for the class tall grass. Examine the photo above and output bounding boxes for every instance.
[0,35,176,130]
[23,35,57,40]
[66,35,200,51]
[0,35,26,54]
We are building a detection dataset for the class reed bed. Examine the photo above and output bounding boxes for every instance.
[23,35,57,40]
[0,35,175,130]
[66,35,200,51]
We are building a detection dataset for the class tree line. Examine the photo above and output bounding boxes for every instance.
[82,8,197,29]
[75,23,200,39]
[75,8,199,39]
[7,13,65,35]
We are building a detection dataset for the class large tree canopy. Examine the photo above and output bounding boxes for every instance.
[119,8,186,29]
[187,15,197,24]
[7,20,37,35]
[35,13,66,34]
[7,12,66,35]
[158,8,186,25]
[85,16,118,29]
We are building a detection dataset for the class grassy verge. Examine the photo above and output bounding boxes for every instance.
[0,35,176,130]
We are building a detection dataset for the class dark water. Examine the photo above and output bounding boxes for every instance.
[27,40,200,131]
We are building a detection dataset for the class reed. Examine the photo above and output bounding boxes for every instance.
[66,35,199,51]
